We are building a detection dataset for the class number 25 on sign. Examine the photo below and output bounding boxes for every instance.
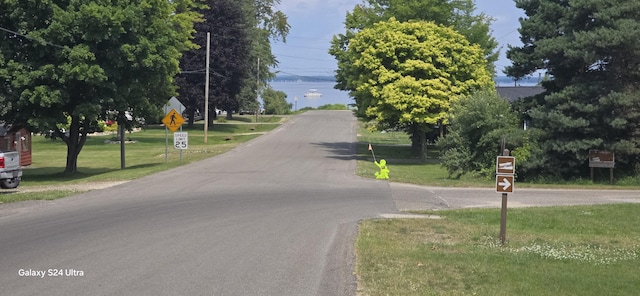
[174,132,188,150]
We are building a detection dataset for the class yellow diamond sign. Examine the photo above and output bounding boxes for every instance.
[162,109,185,132]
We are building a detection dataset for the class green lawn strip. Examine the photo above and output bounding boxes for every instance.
[356,204,640,296]
[0,190,81,204]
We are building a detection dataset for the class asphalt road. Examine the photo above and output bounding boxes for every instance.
[0,111,397,296]
[1,110,639,295]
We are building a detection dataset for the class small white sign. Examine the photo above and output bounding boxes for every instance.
[174,132,188,150]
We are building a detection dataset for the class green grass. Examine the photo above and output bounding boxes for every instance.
[357,121,640,295]
[27,123,279,183]
[0,190,84,203]
[357,204,640,296]
[358,125,493,187]
[356,123,640,189]
[0,120,281,203]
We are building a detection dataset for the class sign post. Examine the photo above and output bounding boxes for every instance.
[589,150,615,183]
[496,152,515,246]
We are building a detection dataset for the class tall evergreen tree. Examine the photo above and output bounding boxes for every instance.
[506,0,640,178]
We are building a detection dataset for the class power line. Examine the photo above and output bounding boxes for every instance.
[0,25,66,49]
[272,43,330,51]
[273,71,336,82]
[275,53,334,62]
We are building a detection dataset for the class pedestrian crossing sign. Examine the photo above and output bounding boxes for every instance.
[162,109,185,132]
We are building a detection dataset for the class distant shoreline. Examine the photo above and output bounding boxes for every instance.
[272,75,541,86]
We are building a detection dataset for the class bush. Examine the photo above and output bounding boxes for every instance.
[438,90,523,178]
[262,88,292,115]
[317,104,348,110]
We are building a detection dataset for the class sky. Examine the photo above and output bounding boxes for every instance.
[271,0,525,77]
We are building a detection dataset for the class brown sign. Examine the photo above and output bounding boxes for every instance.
[496,156,515,175]
[496,175,514,193]
[589,150,615,168]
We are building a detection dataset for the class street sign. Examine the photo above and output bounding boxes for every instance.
[496,156,515,174]
[162,109,185,132]
[164,96,186,115]
[496,175,514,193]
[174,132,188,150]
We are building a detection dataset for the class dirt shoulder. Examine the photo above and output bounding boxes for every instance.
[3,181,129,193]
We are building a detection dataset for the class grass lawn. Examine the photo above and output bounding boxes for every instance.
[356,124,640,189]
[0,116,282,203]
[356,122,640,295]
[356,204,640,296]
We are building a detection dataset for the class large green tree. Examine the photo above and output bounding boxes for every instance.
[342,19,493,157]
[330,0,499,81]
[0,0,203,174]
[176,0,252,126]
[239,0,289,116]
[175,0,289,124]
[506,0,640,178]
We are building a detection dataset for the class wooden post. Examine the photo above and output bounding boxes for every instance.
[499,148,510,247]
[610,168,614,184]
[204,32,210,144]
[500,192,508,245]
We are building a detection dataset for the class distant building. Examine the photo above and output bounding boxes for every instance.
[496,86,545,102]
[496,86,546,130]
[0,124,32,166]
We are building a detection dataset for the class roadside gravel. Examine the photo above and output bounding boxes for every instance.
[3,181,129,193]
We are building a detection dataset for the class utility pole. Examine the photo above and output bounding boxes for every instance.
[255,57,260,123]
[204,32,210,143]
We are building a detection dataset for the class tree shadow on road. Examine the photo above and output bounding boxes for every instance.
[311,142,360,161]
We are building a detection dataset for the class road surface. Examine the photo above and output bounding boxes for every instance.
[0,111,396,296]
[1,110,639,295]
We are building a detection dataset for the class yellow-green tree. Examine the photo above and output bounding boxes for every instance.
[344,19,493,157]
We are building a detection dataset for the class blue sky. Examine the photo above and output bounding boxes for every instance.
[272,0,525,77]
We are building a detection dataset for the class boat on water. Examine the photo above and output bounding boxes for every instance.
[304,89,322,98]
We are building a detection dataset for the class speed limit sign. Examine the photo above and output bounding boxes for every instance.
[174,132,188,150]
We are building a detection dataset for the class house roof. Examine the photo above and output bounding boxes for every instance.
[0,124,27,137]
[496,86,545,102]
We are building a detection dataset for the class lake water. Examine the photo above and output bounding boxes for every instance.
[268,76,540,111]
[269,80,352,111]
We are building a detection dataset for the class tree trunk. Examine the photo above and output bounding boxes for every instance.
[64,144,80,174]
[186,108,195,127]
[409,123,427,161]
[419,128,427,161]
[63,115,88,175]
